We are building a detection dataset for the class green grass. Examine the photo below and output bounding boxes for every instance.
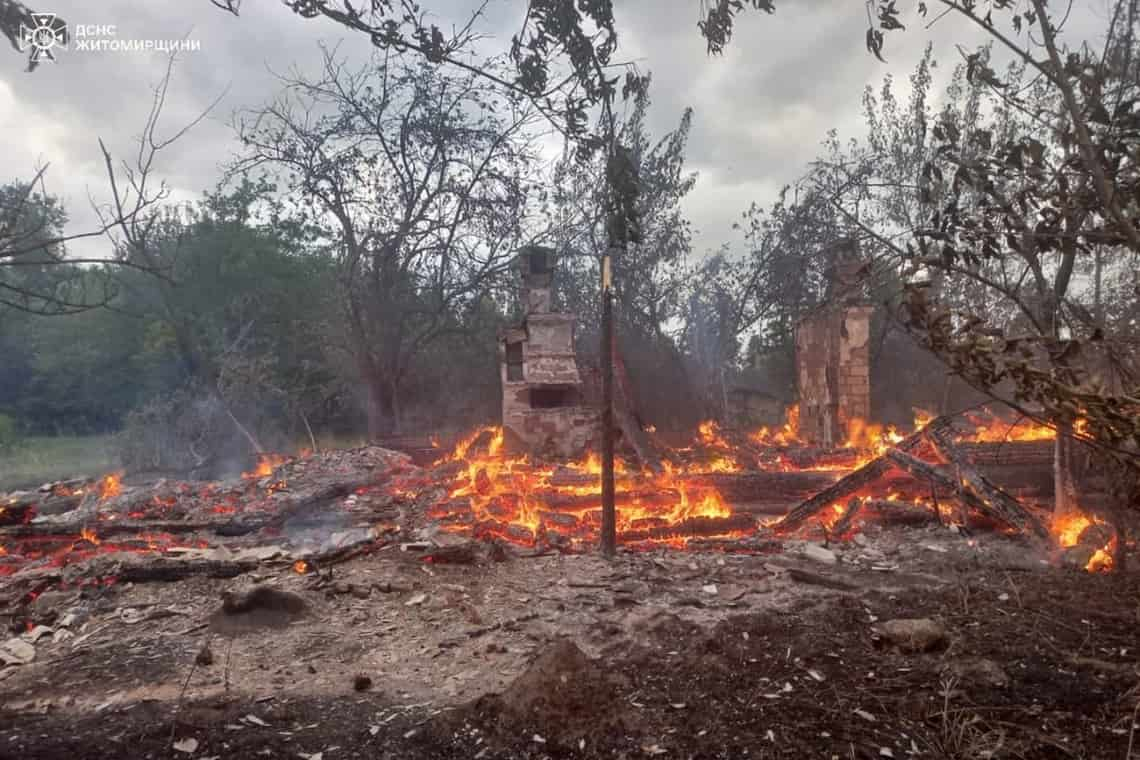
[0,434,119,492]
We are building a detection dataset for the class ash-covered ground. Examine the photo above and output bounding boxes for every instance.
[3,518,1138,760]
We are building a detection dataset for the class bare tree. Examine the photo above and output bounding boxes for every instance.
[86,53,263,456]
[235,47,544,438]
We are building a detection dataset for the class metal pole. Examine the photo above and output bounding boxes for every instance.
[600,252,616,558]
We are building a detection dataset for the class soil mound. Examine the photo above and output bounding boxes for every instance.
[449,639,630,750]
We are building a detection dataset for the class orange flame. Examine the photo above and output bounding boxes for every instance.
[429,425,751,549]
[98,473,123,501]
[1086,543,1115,573]
[753,404,801,446]
[912,408,935,430]
[1053,513,1093,548]
[843,418,903,456]
[293,560,311,574]
[79,527,100,545]
[959,410,1056,442]
[1052,511,1116,573]
[242,454,290,480]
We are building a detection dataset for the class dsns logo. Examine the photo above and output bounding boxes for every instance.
[18,13,68,64]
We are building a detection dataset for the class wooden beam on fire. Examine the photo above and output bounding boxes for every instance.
[923,426,1051,542]
[776,415,954,531]
[883,449,1048,542]
[0,519,218,539]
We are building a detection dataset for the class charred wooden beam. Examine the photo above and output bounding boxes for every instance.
[831,497,863,536]
[116,559,260,583]
[923,427,1050,541]
[884,450,1048,541]
[861,498,939,526]
[958,440,1054,467]
[686,471,839,502]
[539,489,681,512]
[0,520,217,539]
[618,512,756,543]
[776,415,955,531]
[777,457,894,531]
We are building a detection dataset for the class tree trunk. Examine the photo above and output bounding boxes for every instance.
[1053,421,1078,517]
[365,374,397,441]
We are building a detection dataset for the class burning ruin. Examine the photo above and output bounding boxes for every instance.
[0,378,1129,759]
[0,403,1119,588]
[0,245,1127,760]
[795,239,874,448]
[0,242,1122,588]
[499,246,597,458]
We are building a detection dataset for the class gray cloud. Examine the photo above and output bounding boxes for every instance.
[0,0,1107,262]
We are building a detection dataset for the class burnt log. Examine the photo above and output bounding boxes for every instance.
[536,510,581,530]
[255,477,380,530]
[0,498,39,526]
[831,497,863,537]
[958,440,1055,467]
[884,450,1048,541]
[472,519,535,545]
[1,492,85,520]
[0,519,217,539]
[923,428,1050,541]
[686,472,839,502]
[539,489,680,512]
[618,512,756,543]
[777,458,894,532]
[861,499,939,526]
[116,559,260,583]
[775,446,864,470]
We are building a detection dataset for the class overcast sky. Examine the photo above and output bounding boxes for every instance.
[0,1,1113,262]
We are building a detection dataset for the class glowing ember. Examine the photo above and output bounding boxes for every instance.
[98,473,123,501]
[293,560,311,574]
[429,426,752,549]
[243,454,290,480]
[79,527,100,545]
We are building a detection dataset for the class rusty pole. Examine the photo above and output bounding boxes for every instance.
[600,252,616,558]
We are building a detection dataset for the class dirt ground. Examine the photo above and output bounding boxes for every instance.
[2,522,1138,760]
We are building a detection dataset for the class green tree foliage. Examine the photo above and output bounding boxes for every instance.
[0,178,340,471]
